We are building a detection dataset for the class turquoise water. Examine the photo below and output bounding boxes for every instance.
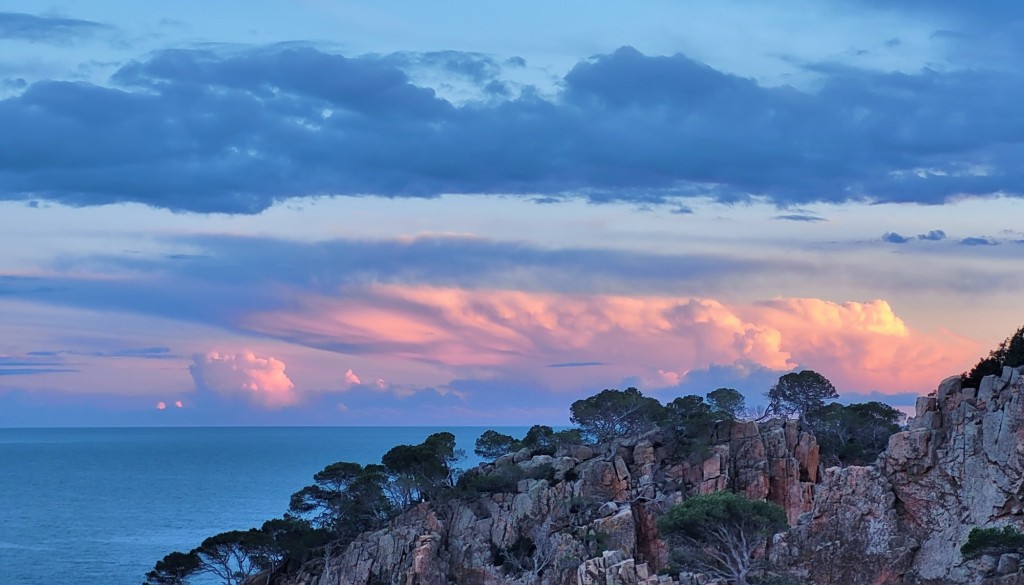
[0,426,515,585]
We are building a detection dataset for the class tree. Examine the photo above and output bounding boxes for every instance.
[382,432,464,505]
[961,525,1024,559]
[258,517,330,570]
[144,551,199,585]
[663,394,736,458]
[192,530,273,585]
[569,387,665,444]
[766,370,838,422]
[475,430,520,459]
[658,492,789,585]
[963,325,1024,389]
[706,388,746,419]
[288,462,393,541]
[807,401,904,466]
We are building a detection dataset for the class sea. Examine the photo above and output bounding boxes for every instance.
[0,426,523,585]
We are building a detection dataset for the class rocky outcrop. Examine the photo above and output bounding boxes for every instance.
[277,421,819,585]
[780,367,1024,584]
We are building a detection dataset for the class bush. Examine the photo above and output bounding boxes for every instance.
[961,525,1024,559]
[456,464,525,496]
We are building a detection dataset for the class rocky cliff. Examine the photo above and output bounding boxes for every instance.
[275,366,1024,585]
[778,366,1024,584]
[276,419,819,585]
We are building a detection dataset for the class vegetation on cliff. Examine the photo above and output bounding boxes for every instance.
[963,324,1024,390]
[659,492,789,585]
[145,372,900,585]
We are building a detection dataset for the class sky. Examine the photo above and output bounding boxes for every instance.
[2,1,1023,426]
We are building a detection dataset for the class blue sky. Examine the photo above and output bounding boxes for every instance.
[1,1,1023,426]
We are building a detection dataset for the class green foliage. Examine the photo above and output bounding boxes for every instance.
[767,370,838,421]
[522,425,558,454]
[570,387,665,444]
[659,492,788,540]
[961,525,1024,559]
[259,517,331,563]
[664,394,728,459]
[807,401,904,466]
[456,464,525,496]
[474,430,519,459]
[383,432,464,504]
[474,426,583,462]
[144,551,200,585]
[193,529,275,585]
[963,325,1024,389]
[706,387,746,419]
[288,461,393,541]
[659,492,788,585]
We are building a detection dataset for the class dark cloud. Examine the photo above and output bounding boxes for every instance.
[387,51,505,83]
[882,232,911,244]
[960,236,998,246]
[0,355,76,375]
[3,45,1024,212]
[0,12,112,44]
[0,368,77,376]
[917,229,946,241]
[775,214,827,222]
[546,361,608,368]
[0,234,806,351]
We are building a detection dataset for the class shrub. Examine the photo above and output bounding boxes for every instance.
[456,464,525,496]
[961,525,1024,559]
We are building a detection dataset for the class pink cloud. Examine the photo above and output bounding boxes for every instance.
[189,351,297,408]
[243,285,981,396]
[174,400,183,408]
[343,368,361,386]
[155,401,166,410]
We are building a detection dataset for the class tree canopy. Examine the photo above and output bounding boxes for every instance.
[766,370,838,422]
[963,324,1024,389]
[961,525,1024,559]
[569,387,665,444]
[658,492,789,585]
[807,401,904,466]
[382,431,464,505]
[288,461,393,541]
[705,387,746,419]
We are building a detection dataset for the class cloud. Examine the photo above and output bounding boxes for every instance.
[774,214,827,222]
[4,45,1024,212]
[917,230,946,241]
[343,368,362,385]
[0,12,112,44]
[882,232,910,244]
[189,351,298,408]
[243,284,979,396]
[959,236,997,246]
[155,401,166,410]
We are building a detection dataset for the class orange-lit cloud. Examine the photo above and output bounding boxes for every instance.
[189,351,297,408]
[343,368,361,386]
[244,285,980,396]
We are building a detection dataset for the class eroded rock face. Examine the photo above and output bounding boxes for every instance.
[781,368,1024,584]
[277,421,819,585]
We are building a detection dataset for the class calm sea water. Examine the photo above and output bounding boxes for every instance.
[0,426,519,585]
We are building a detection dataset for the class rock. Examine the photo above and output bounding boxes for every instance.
[597,501,619,518]
[998,553,1020,575]
[781,369,1024,585]
[278,412,823,585]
